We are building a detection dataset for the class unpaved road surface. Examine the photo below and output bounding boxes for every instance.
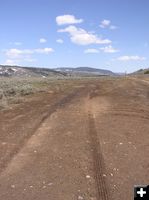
[0,78,149,200]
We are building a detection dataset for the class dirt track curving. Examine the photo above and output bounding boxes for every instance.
[0,77,149,200]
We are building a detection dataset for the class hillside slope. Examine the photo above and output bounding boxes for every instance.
[55,67,115,76]
[0,65,67,77]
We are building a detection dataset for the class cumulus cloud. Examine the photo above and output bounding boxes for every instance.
[100,19,117,30]
[6,49,33,59]
[84,48,99,53]
[9,42,22,46]
[40,38,47,43]
[34,48,54,54]
[23,58,37,62]
[14,42,22,46]
[109,25,117,30]
[4,48,54,64]
[4,59,17,65]
[100,45,119,53]
[5,48,54,58]
[117,56,146,61]
[56,15,83,25]
[100,20,111,28]
[56,39,64,44]
[58,25,111,45]
[4,58,36,65]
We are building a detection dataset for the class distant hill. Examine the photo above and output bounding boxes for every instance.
[131,68,149,75]
[55,67,115,76]
[132,68,149,75]
[0,65,115,78]
[0,65,67,77]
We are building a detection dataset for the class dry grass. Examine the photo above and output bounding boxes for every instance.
[0,77,85,109]
[0,76,119,110]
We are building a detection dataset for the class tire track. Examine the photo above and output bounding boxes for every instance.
[0,87,87,174]
[88,111,109,200]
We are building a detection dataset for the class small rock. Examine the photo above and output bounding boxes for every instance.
[43,185,46,189]
[48,183,53,186]
[110,173,114,177]
[113,168,119,171]
[86,175,91,179]
[119,142,123,145]
[103,174,106,177]
[11,185,15,189]
[78,195,84,200]
[90,197,97,200]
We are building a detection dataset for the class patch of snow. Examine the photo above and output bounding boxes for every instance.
[12,68,18,72]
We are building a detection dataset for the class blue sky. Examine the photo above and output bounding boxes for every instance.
[0,0,148,72]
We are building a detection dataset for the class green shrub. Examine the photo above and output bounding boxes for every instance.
[144,70,149,74]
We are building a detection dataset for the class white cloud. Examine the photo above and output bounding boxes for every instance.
[23,58,37,62]
[56,39,64,44]
[9,42,22,46]
[5,48,54,58]
[4,59,17,65]
[35,48,54,54]
[4,48,54,64]
[117,56,146,61]
[40,38,47,43]
[109,25,117,30]
[100,20,111,28]
[58,25,111,45]
[100,19,117,30]
[6,49,33,59]
[84,48,99,53]
[100,45,119,53]
[14,42,22,46]
[56,14,83,25]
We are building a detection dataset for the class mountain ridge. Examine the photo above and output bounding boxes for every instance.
[0,65,115,77]
[55,66,115,76]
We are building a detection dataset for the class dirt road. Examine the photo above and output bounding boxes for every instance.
[0,78,149,200]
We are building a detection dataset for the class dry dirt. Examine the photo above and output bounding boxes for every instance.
[0,77,149,200]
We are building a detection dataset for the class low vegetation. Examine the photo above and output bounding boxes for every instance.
[0,76,93,110]
[144,70,149,74]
